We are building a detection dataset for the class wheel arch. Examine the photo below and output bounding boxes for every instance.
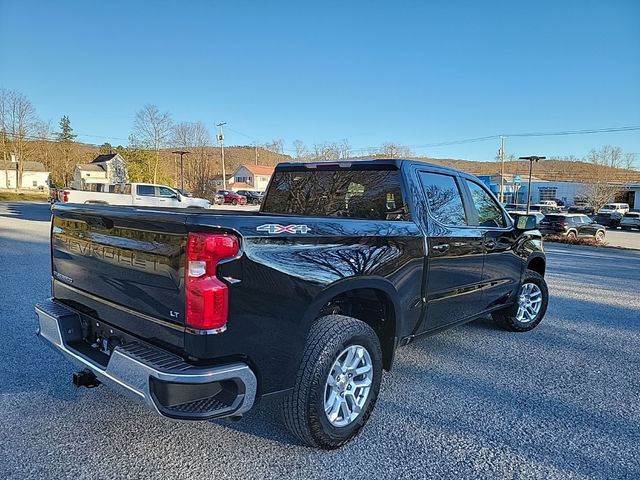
[301,277,401,371]
[527,254,546,277]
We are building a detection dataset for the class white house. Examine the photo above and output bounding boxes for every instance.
[72,153,128,190]
[0,156,50,189]
[228,164,274,191]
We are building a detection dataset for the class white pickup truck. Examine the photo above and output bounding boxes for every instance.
[57,183,211,208]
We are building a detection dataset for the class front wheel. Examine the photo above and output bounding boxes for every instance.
[492,270,549,332]
[282,315,382,449]
[231,199,238,206]
[595,230,605,242]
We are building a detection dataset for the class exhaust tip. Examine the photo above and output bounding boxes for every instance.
[72,369,101,388]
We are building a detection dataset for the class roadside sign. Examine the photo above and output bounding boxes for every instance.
[513,174,521,187]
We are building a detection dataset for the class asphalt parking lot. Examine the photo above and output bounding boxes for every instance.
[1,202,639,479]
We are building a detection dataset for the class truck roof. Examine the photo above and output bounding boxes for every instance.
[275,158,461,175]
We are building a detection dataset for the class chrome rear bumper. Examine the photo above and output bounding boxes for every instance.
[35,299,257,420]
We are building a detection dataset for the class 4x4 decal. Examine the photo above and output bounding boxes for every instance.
[256,224,310,234]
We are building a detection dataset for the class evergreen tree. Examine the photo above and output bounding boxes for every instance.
[56,115,76,186]
[57,115,76,142]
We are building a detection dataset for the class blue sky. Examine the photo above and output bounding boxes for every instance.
[1,0,639,162]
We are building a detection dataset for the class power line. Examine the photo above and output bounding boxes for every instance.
[3,124,639,156]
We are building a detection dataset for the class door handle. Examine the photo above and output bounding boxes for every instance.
[432,243,450,252]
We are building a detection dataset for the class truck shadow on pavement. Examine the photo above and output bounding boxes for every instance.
[0,202,51,222]
[216,293,639,477]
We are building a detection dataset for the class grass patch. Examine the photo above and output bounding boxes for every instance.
[0,191,49,202]
[545,234,606,247]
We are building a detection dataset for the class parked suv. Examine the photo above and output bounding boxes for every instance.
[539,214,606,242]
[568,201,595,215]
[235,190,263,205]
[620,210,640,231]
[598,203,630,215]
[217,190,247,205]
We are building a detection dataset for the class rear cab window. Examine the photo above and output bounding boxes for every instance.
[137,185,155,196]
[261,166,408,220]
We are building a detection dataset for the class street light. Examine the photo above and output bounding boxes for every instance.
[172,150,190,191]
[217,122,227,190]
[519,156,546,214]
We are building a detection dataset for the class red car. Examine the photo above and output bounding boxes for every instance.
[217,190,247,205]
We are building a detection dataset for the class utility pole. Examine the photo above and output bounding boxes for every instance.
[519,156,546,214]
[172,150,190,191]
[216,122,227,189]
[254,143,259,165]
[498,136,506,203]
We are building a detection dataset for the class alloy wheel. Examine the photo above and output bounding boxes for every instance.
[324,345,373,428]
[516,282,543,323]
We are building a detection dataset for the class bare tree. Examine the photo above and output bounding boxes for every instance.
[337,138,351,159]
[312,142,341,162]
[293,139,309,160]
[35,120,55,185]
[579,145,628,210]
[173,121,212,197]
[0,89,39,189]
[263,138,285,154]
[133,104,173,183]
[378,142,413,159]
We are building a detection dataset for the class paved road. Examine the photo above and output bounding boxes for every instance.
[1,202,639,479]
[603,228,640,250]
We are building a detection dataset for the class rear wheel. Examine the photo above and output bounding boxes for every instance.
[566,230,577,240]
[283,315,382,449]
[492,270,548,332]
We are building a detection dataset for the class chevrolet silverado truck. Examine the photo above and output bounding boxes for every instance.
[36,159,548,449]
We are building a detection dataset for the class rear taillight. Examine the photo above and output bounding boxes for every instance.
[62,190,69,202]
[185,232,239,332]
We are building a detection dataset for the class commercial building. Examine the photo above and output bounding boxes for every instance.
[478,174,640,209]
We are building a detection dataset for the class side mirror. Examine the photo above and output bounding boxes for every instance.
[514,214,537,231]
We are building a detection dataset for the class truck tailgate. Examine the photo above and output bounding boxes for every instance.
[51,204,188,327]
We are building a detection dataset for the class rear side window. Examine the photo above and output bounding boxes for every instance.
[137,185,155,196]
[262,168,408,220]
[544,215,566,222]
[419,172,467,226]
[465,180,506,228]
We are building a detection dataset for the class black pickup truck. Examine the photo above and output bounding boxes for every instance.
[36,159,547,449]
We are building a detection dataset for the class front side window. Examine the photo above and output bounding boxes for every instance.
[159,186,176,197]
[262,168,408,220]
[419,172,467,226]
[465,180,506,228]
[137,185,155,196]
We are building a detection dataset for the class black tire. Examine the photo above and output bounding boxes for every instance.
[282,315,383,449]
[232,199,238,206]
[566,230,577,240]
[595,230,605,242]
[492,270,549,332]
